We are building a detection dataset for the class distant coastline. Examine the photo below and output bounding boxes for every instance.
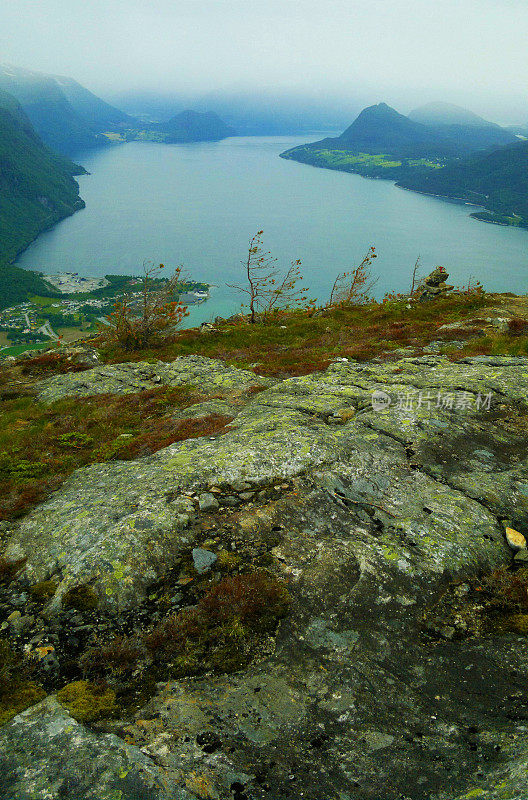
[281,147,528,232]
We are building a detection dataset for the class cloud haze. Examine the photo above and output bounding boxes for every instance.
[1,0,527,122]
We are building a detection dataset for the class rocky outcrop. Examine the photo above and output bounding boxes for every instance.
[7,354,528,609]
[2,353,528,799]
[36,355,272,403]
[0,697,188,799]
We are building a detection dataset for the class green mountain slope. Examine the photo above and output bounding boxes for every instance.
[281,101,527,230]
[398,139,528,226]
[0,64,135,156]
[280,102,455,179]
[0,88,85,305]
[333,102,452,155]
[0,63,116,155]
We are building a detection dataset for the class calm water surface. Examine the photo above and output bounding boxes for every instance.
[16,136,528,325]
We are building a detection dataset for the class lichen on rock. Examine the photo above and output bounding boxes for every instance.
[2,353,528,798]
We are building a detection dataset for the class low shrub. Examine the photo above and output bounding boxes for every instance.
[80,636,145,681]
[20,352,90,377]
[507,318,528,336]
[144,572,290,675]
[479,567,528,611]
[63,584,99,611]
[0,386,228,520]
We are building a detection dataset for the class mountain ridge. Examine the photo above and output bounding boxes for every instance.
[409,102,517,151]
[0,87,85,304]
[0,63,129,155]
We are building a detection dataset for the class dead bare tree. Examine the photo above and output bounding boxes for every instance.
[409,257,422,296]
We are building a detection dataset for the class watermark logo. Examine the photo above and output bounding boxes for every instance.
[371,389,392,412]
[371,388,492,412]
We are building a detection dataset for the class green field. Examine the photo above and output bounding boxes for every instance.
[307,150,402,169]
[281,145,446,181]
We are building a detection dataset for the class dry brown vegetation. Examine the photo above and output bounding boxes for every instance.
[80,571,290,685]
[20,352,91,377]
[101,293,498,376]
[0,385,232,520]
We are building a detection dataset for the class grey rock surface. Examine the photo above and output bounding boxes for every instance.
[0,697,190,799]
[36,354,272,403]
[192,547,217,573]
[2,354,528,799]
[6,354,527,610]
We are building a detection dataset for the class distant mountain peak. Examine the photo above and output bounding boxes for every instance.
[408,102,495,128]
[358,102,401,117]
[335,101,446,152]
[156,109,235,142]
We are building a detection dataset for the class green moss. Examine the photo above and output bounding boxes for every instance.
[0,682,46,725]
[29,579,58,602]
[0,639,46,725]
[56,680,117,722]
[57,432,94,449]
[0,452,47,482]
[63,584,99,610]
[216,551,242,571]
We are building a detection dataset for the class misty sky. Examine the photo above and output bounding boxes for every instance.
[1,0,527,122]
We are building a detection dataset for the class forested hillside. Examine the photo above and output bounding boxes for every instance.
[0,88,84,305]
[0,64,109,155]
[53,75,134,132]
[156,110,235,142]
[399,139,528,226]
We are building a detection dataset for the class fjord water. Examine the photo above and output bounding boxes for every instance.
[16,136,528,325]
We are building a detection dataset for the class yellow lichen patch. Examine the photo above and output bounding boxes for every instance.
[56,680,117,722]
[505,527,527,551]
[335,407,356,422]
[185,771,216,799]
[35,645,55,661]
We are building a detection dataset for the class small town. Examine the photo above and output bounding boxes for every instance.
[0,272,209,355]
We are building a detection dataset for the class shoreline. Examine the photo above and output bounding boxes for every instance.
[7,197,86,270]
[282,149,526,233]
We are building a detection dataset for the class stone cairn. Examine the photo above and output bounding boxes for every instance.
[419,266,454,301]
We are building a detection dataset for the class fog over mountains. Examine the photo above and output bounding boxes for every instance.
[0,63,129,155]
